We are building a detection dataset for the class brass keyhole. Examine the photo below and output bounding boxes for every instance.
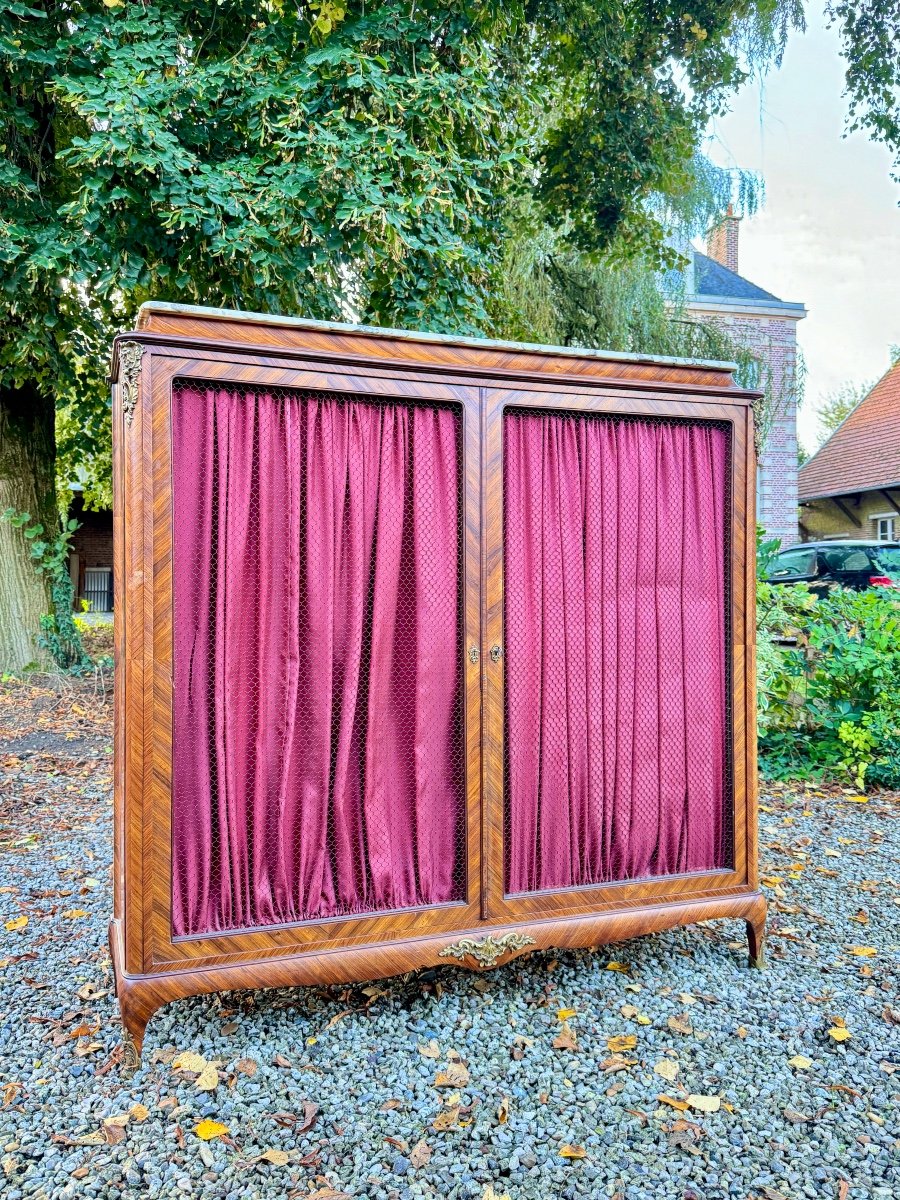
[490,644,503,663]
[468,646,479,665]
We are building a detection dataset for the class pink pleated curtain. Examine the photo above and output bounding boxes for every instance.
[504,410,729,894]
[171,384,465,937]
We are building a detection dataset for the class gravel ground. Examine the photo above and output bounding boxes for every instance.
[1,675,898,1200]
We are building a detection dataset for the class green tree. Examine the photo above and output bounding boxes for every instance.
[4,0,890,670]
[826,2,900,178]
[815,347,900,448]
[3,0,522,667]
[489,205,799,448]
[815,379,871,447]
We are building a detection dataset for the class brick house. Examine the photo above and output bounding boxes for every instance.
[685,210,806,545]
[797,360,900,542]
[68,494,114,615]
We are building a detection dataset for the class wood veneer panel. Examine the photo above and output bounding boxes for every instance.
[109,314,764,1067]
[482,387,748,922]
[142,354,485,971]
[136,306,742,393]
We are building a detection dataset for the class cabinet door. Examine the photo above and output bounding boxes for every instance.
[482,387,750,920]
[133,358,484,972]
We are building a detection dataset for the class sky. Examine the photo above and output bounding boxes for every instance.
[703,7,900,453]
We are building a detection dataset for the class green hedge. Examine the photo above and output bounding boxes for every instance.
[757,551,900,789]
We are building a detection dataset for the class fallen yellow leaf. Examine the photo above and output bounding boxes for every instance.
[653,1059,679,1081]
[788,1055,813,1069]
[62,909,90,919]
[635,1014,651,1025]
[172,1051,208,1073]
[556,1008,577,1021]
[605,961,629,972]
[552,1022,578,1052]
[410,1140,431,1168]
[598,1054,638,1072]
[260,1149,290,1166]
[4,916,27,932]
[657,1094,690,1111]
[432,1105,459,1131]
[417,1040,440,1059]
[195,1064,219,1091]
[130,1103,149,1122]
[559,1144,587,1159]
[846,795,869,803]
[687,1094,721,1113]
[607,1034,637,1053]
[828,1027,852,1042]
[194,1119,228,1141]
[434,1062,469,1088]
[666,1014,693,1036]
[848,946,877,957]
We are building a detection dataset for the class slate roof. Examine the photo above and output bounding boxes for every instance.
[798,361,900,501]
[692,251,783,303]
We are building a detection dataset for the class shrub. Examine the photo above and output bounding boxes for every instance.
[757,573,900,790]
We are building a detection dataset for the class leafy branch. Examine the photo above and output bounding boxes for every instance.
[1,508,91,671]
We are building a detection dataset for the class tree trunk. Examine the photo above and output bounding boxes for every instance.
[0,387,57,672]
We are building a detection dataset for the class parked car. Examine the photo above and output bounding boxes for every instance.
[764,540,900,594]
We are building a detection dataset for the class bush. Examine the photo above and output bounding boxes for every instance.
[757,573,900,789]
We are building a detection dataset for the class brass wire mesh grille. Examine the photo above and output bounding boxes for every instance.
[502,407,734,895]
[170,380,467,937]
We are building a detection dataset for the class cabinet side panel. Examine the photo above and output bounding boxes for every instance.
[112,381,125,926]
[115,344,150,975]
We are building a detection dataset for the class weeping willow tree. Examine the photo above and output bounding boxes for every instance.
[489,165,798,450]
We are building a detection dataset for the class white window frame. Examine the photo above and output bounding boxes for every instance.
[872,513,897,541]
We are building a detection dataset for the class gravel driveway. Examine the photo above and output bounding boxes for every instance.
[1,676,898,1200]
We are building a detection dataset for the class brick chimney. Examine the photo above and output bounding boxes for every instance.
[706,205,740,275]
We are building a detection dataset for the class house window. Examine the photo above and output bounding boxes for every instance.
[875,516,897,541]
[83,567,113,613]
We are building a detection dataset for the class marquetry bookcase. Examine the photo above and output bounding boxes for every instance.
[109,302,765,1066]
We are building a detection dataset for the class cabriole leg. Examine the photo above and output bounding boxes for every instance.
[746,908,767,970]
[118,1002,148,1076]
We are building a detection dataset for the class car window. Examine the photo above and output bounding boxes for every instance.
[819,546,873,572]
[872,546,900,576]
[768,549,817,578]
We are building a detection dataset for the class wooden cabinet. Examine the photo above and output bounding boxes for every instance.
[110,303,765,1066]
